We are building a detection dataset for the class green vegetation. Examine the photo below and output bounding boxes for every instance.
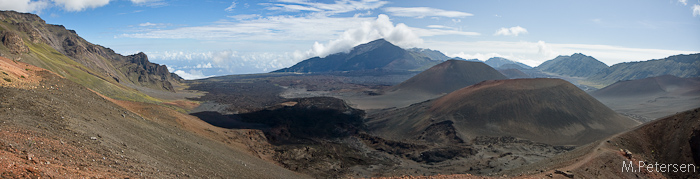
[3,78,11,82]
[25,43,161,103]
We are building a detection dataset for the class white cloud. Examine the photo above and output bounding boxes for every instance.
[0,0,162,12]
[296,14,423,59]
[694,4,700,17]
[173,70,212,80]
[679,0,687,6]
[227,14,261,20]
[120,15,373,41]
[0,0,50,13]
[536,40,557,59]
[139,22,157,26]
[266,4,322,12]
[353,10,372,17]
[264,0,387,15]
[494,26,528,36]
[148,50,298,75]
[130,0,165,7]
[211,50,233,64]
[130,0,158,4]
[427,25,453,29]
[383,7,473,18]
[225,1,236,12]
[52,0,110,12]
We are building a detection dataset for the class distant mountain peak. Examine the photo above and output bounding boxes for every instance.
[391,60,507,94]
[484,57,532,69]
[273,39,441,73]
[536,53,607,77]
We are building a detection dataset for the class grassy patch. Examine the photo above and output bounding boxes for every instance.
[578,80,607,89]
[25,43,162,103]
[3,78,11,82]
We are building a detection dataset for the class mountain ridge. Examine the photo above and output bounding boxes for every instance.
[273,39,441,73]
[0,10,180,94]
[484,57,532,69]
[536,53,608,77]
[587,53,700,86]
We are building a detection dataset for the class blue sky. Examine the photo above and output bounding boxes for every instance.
[2,0,699,79]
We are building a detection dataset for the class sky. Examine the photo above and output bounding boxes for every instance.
[2,0,699,79]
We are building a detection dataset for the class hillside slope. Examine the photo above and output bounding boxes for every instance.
[484,57,532,69]
[504,108,700,179]
[592,75,700,97]
[368,78,639,146]
[0,56,306,178]
[390,60,507,94]
[587,53,700,86]
[273,39,440,73]
[0,11,179,95]
[536,53,608,77]
[591,75,700,121]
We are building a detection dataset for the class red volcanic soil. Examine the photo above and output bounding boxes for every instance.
[390,60,507,95]
[369,78,639,146]
[0,58,306,178]
[504,107,700,179]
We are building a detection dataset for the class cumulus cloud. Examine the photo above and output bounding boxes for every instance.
[195,63,212,68]
[383,7,473,18]
[296,14,423,59]
[149,49,298,75]
[173,70,212,80]
[211,50,234,64]
[225,1,236,11]
[694,4,700,17]
[52,0,110,12]
[494,26,528,36]
[679,0,687,6]
[537,40,557,59]
[0,0,50,13]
